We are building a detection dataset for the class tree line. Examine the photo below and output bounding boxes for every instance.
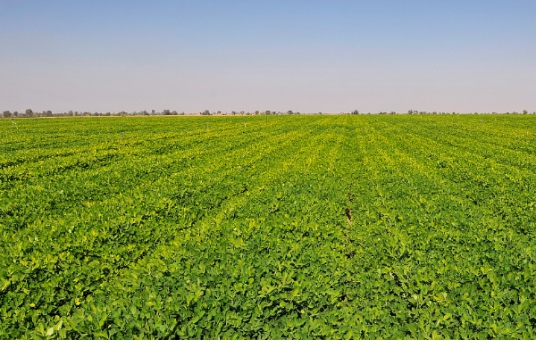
[2,109,533,118]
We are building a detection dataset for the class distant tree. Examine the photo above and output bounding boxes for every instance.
[287,110,293,115]
[201,110,210,115]
[162,109,171,115]
[26,109,35,117]
[351,110,359,115]
[523,110,528,115]
[3,110,11,118]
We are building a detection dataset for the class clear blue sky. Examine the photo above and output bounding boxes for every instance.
[1,0,535,113]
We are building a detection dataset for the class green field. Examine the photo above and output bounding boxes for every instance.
[1,115,536,339]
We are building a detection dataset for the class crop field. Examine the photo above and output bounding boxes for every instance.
[1,114,536,339]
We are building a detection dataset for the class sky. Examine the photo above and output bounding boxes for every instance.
[1,0,535,113]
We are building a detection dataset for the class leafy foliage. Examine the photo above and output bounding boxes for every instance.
[1,115,536,338]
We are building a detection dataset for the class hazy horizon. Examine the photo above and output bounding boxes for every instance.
[2,0,535,114]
